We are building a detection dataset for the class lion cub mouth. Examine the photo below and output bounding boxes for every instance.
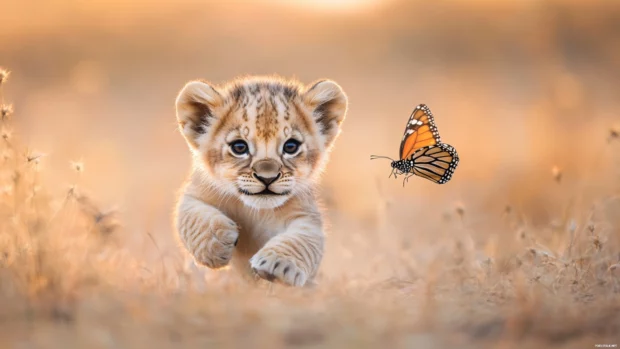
[238,188,291,196]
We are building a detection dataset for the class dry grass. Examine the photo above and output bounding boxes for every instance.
[1,67,619,349]
[2,1,620,348]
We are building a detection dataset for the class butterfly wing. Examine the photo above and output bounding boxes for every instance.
[399,104,441,160]
[409,143,459,184]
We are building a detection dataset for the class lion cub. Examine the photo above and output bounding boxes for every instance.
[174,76,348,287]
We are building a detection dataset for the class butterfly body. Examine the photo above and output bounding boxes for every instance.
[371,104,459,185]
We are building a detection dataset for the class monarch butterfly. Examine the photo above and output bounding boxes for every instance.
[371,104,459,186]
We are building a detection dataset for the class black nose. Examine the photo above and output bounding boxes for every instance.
[253,172,281,186]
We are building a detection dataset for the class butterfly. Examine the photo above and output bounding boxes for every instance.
[371,104,459,186]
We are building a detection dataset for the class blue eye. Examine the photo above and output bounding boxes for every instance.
[230,140,249,155]
[283,139,301,154]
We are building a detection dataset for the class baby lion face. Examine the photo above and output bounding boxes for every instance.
[175,77,348,209]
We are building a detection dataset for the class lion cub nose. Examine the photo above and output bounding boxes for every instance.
[252,159,282,186]
[253,173,281,186]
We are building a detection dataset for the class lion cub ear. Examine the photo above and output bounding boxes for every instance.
[175,80,224,149]
[302,80,348,149]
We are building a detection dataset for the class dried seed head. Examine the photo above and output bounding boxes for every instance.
[70,161,84,173]
[0,69,9,85]
[589,235,603,252]
[1,105,13,120]
[25,151,46,171]
[551,165,562,182]
[75,194,121,236]
[593,237,602,251]
[1,127,12,141]
[67,185,78,198]
[25,150,46,164]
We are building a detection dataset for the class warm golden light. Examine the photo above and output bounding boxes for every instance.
[2,0,620,347]
[270,0,389,12]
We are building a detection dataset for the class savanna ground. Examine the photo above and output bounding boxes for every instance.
[1,0,620,348]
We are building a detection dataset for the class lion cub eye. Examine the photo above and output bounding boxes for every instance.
[230,140,249,155]
[283,139,301,155]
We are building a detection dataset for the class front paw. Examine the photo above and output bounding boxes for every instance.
[250,248,308,287]
[187,214,239,269]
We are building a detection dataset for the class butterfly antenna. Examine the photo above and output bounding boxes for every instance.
[370,155,394,161]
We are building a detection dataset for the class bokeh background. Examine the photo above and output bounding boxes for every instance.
[2,0,620,347]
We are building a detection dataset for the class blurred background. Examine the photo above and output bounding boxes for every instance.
[3,1,620,347]
[2,0,620,282]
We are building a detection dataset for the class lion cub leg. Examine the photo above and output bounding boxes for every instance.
[250,216,324,287]
[176,194,239,269]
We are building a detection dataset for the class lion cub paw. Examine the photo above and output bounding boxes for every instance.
[250,248,308,287]
[189,214,238,269]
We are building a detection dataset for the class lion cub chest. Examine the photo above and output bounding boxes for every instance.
[228,209,287,261]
